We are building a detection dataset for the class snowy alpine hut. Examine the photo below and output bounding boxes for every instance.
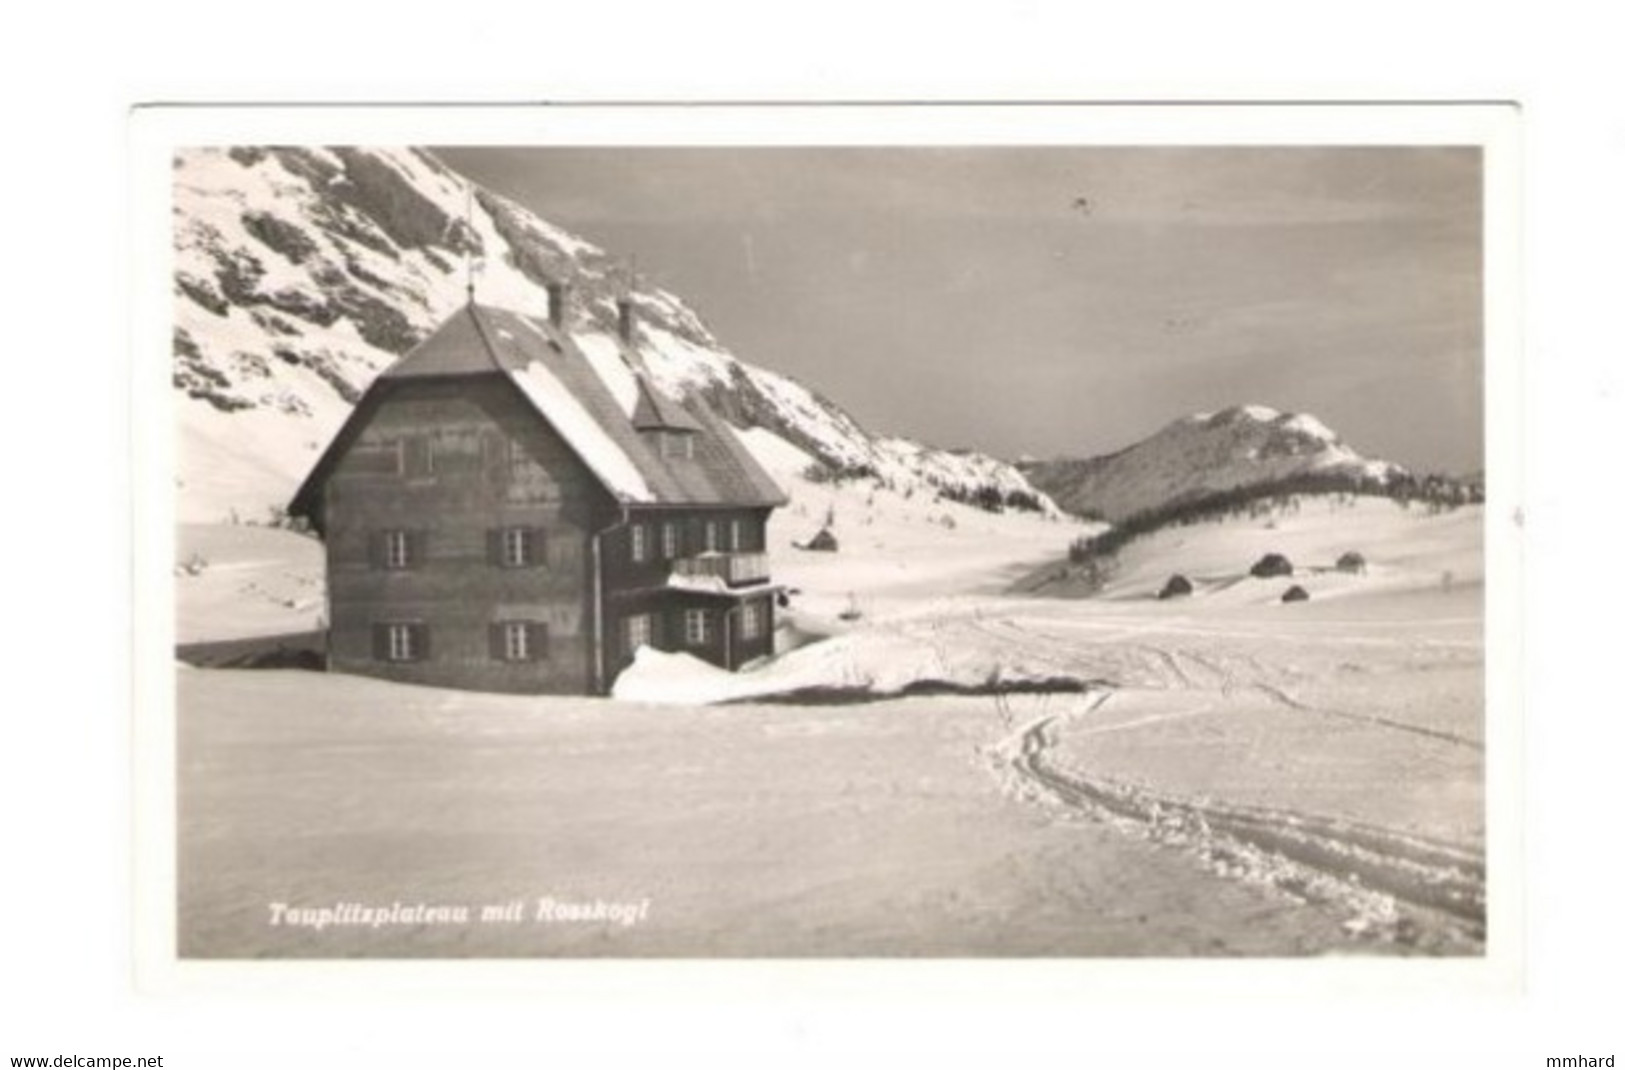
[804,527,839,552]
[289,291,788,695]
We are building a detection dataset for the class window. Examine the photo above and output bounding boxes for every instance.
[504,528,531,567]
[684,609,711,646]
[740,601,765,641]
[507,437,545,482]
[491,527,545,568]
[350,441,403,475]
[373,622,428,662]
[662,432,694,460]
[662,521,679,559]
[404,436,435,478]
[729,519,744,552]
[703,521,719,553]
[630,523,649,564]
[490,620,548,662]
[379,529,414,570]
[505,622,530,661]
[625,613,653,652]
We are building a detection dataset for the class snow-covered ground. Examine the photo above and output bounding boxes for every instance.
[174,523,324,644]
[179,670,1387,958]
[175,491,1484,956]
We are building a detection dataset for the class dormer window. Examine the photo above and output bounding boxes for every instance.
[661,431,694,460]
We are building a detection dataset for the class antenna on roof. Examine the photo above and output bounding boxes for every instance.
[463,179,476,304]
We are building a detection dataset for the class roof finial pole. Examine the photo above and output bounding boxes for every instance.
[464,179,476,304]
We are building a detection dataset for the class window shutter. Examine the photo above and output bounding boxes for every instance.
[486,529,503,566]
[489,622,505,660]
[533,623,549,659]
[482,431,504,478]
[531,528,548,568]
[414,623,430,661]
[371,623,389,660]
[409,530,427,568]
[368,531,384,570]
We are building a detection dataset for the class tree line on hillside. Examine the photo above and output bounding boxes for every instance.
[1067,469,1483,565]
[802,461,1045,514]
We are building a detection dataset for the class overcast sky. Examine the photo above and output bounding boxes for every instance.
[436,146,1482,473]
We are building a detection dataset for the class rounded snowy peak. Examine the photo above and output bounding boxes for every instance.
[1176,405,1339,443]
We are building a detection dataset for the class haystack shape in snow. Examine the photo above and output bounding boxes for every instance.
[1281,584,1310,603]
[288,295,788,696]
[1336,550,1367,574]
[1158,574,1193,600]
[801,527,840,553]
[1250,552,1294,578]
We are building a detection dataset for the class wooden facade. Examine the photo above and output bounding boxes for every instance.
[322,374,609,693]
[290,300,787,696]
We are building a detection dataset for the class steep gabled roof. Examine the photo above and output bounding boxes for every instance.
[290,302,787,524]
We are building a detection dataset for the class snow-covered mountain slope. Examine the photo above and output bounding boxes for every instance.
[172,147,1057,522]
[1081,494,1482,604]
[737,426,1083,620]
[1019,404,1407,523]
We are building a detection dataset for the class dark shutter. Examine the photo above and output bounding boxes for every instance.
[371,623,389,661]
[413,623,430,661]
[367,531,385,570]
[533,623,549,659]
[531,528,548,568]
[489,622,506,660]
[487,529,503,567]
[409,530,427,568]
[482,431,503,479]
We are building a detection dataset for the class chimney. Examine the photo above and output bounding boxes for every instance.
[616,296,636,344]
[546,281,568,328]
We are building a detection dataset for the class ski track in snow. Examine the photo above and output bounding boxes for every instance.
[995,694,1486,951]
[962,607,1486,951]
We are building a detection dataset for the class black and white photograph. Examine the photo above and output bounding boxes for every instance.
[161,116,1503,960]
[24,0,1625,1055]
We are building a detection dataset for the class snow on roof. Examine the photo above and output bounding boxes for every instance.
[663,572,778,596]
[507,358,655,503]
[573,331,641,416]
[294,302,787,519]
